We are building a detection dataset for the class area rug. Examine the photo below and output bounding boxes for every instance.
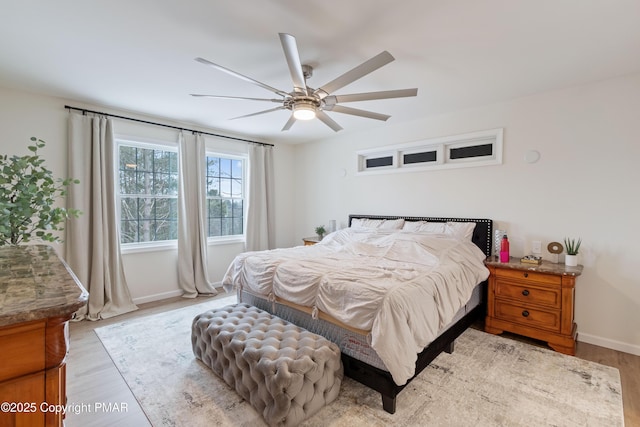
[95,296,624,426]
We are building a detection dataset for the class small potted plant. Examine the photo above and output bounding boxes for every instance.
[564,237,581,267]
[314,225,326,240]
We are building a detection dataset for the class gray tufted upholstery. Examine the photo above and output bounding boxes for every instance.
[192,303,343,426]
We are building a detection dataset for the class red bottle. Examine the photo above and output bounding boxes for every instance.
[500,234,510,262]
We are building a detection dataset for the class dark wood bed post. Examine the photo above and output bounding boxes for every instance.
[345,215,493,413]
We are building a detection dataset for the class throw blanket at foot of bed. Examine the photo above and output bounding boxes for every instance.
[191,303,343,427]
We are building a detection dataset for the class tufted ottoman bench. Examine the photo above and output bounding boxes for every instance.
[191,303,343,426]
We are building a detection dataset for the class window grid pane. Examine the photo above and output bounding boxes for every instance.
[205,155,244,238]
[118,144,178,244]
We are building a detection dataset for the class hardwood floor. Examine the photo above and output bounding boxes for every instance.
[65,293,229,427]
[577,340,640,426]
[65,295,639,426]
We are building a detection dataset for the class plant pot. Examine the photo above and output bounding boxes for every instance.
[565,254,578,267]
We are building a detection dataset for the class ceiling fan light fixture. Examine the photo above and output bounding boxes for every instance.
[193,33,418,132]
[292,101,317,120]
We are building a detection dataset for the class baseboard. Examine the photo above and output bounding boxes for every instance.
[578,332,640,356]
[132,289,183,305]
[131,282,226,305]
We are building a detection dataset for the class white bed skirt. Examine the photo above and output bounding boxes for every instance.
[238,283,483,374]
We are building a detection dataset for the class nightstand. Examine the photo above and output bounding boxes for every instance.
[302,237,320,246]
[484,256,583,355]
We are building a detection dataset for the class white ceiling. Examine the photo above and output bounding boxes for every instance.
[2,0,640,144]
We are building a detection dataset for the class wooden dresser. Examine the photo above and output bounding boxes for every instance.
[484,256,582,355]
[0,245,88,427]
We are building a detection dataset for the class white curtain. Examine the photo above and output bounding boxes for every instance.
[177,132,217,297]
[245,144,275,251]
[66,114,138,320]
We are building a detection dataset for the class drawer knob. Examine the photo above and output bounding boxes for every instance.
[523,273,529,278]
[522,289,530,296]
[522,310,530,317]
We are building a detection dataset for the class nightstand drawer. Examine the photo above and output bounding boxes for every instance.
[494,300,560,332]
[495,268,561,285]
[495,280,561,308]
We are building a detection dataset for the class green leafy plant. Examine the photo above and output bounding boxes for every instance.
[0,137,81,246]
[564,237,582,255]
[314,225,326,238]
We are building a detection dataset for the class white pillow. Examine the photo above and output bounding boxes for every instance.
[351,218,405,230]
[444,221,476,241]
[402,221,446,234]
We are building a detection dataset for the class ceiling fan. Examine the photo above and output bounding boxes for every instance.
[191,33,418,132]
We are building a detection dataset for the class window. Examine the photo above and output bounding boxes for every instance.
[205,154,245,238]
[449,143,493,160]
[403,150,438,165]
[366,155,394,169]
[356,128,503,174]
[118,141,179,245]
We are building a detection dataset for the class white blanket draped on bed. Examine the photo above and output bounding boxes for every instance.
[222,228,489,385]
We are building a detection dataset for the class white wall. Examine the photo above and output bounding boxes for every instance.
[0,86,297,303]
[3,71,638,355]
[294,72,640,355]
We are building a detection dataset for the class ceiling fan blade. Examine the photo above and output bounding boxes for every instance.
[326,88,418,104]
[230,106,285,120]
[325,105,390,121]
[282,115,296,131]
[316,110,343,132]
[190,94,282,103]
[279,33,308,95]
[195,57,289,97]
[314,51,395,99]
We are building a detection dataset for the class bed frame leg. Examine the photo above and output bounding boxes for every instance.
[382,394,396,414]
[445,340,455,354]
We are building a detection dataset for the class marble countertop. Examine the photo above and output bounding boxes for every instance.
[485,255,583,276]
[0,244,88,327]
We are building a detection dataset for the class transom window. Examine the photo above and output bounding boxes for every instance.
[118,141,179,245]
[356,128,503,174]
[205,154,244,238]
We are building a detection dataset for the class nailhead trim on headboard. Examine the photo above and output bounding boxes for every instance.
[348,214,493,257]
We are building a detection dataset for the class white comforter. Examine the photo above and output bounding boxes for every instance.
[222,228,489,385]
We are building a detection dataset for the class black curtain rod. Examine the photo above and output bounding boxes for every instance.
[64,105,274,147]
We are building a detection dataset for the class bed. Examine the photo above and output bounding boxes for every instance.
[222,214,492,413]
